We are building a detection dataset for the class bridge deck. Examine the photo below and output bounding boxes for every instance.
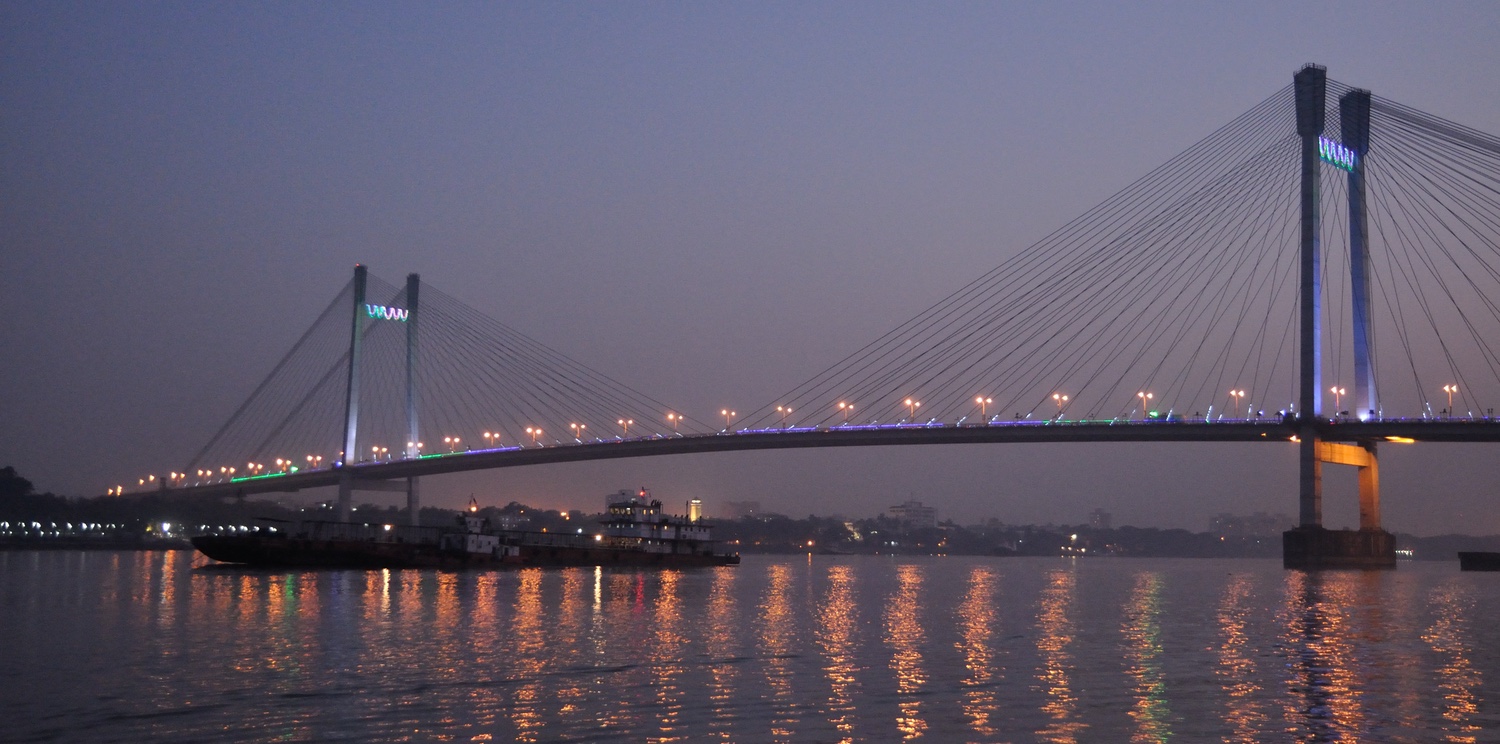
[162,419,1499,499]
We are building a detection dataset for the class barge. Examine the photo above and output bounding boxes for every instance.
[191,488,739,569]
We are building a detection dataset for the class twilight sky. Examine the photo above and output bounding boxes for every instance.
[4,1,1499,534]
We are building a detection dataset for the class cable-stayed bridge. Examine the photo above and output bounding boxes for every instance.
[126,66,1500,567]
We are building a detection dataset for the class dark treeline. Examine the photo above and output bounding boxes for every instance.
[2,467,1493,560]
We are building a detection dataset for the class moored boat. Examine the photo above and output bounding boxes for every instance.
[1458,551,1500,571]
[191,488,739,569]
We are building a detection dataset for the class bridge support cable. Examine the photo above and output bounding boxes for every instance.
[1359,95,1500,418]
[183,278,354,475]
[173,265,705,496]
[737,84,1308,432]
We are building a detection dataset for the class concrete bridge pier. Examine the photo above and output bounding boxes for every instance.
[1284,439,1395,569]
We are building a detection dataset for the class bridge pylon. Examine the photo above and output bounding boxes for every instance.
[336,266,424,525]
[1284,68,1394,569]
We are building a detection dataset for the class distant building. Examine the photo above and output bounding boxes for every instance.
[1089,508,1112,530]
[888,500,937,530]
[722,500,761,519]
[1210,511,1294,538]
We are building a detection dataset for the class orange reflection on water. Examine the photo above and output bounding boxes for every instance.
[551,569,588,726]
[467,573,503,734]
[649,571,686,743]
[434,572,459,633]
[1214,573,1266,742]
[956,565,999,738]
[1277,571,1364,740]
[816,564,860,743]
[1422,580,1481,743]
[704,566,739,742]
[1034,567,1085,743]
[759,563,798,742]
[510,568,546,742]
[1122,572,1171,743]
[883,563,927,740]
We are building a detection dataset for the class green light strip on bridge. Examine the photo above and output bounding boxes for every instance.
[230,472,290,483]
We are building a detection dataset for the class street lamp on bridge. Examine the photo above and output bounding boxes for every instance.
[1330,386,1346,414]
[904,398,920,422]
[975,396,992,419]
[838,401,853,424]
[618,418,633,437]
[1229,389,1246,418]
[525,426,541,445]
[1052,392,1069,419]
[1443,384,1458,416]
[570,423,586,441]
[667,412,681,432]
[1137,392,1153,419]
[775,406,792,429]
[720,410,735,432]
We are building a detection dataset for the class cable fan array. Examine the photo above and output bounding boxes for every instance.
[737,79,1500,431]
[183,272,704,483]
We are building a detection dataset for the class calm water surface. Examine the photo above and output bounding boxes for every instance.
[3,551,1497,742]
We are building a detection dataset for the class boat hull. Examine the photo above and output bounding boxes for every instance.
[1458,551,1500,571]
[192,534,521,569]
[192,533,738,569]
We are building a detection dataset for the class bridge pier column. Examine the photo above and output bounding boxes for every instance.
[337,471,353,522]
[1286,440,1394,569]
[407,477,421,527]
[1356,441,1380,530]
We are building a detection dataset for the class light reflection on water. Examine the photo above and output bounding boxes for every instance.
[1035,566,1084,743]
[1123,571,1170,742]
[816,564,859,743]
[956,565,1000,738]
[3,552,1500,743]
[884,563,928,739]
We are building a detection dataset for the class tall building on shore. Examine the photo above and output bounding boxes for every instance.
[888,499,937,530]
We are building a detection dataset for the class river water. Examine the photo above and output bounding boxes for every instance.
[2,550,1497,743]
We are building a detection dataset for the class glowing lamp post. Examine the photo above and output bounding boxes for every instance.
[667,412,680,432]
[525,426,541,445]
[618,418,633,437]
[838,401,853,423]
[1137,392,1153,419]
[1443,384,1458,416]
[1229,389,1246,418]
[904,398,920,422]
[975,396,992,418]
[1330,386,1346,414]
[1052,393,1069,419]
[775,406,792,429]
[720,409,735,431]
[570,423,586,441]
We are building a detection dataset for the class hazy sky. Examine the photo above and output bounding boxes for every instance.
[4,1,1499,534]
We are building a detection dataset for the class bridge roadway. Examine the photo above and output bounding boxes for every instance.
[162,418,1500,500]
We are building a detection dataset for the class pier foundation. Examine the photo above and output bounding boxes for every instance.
[1283,526,1396,569]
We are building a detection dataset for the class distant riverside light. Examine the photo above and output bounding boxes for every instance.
[1318,137,1357,171]
[365,304,409,321]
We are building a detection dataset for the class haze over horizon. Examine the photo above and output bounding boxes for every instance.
[4,2,1499,535]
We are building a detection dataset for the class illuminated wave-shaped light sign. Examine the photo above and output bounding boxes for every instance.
[365,304,409,321]
[1319,137,1357,172]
